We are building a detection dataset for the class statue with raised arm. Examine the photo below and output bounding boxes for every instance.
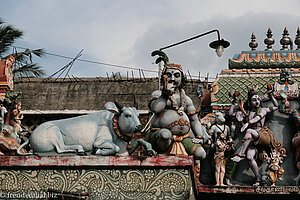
[279,92,300,185]
[148,62,211,181]
[229,84,280,186]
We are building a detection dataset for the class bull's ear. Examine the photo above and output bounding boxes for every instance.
[107,109,119,114]
[104,102,119,114]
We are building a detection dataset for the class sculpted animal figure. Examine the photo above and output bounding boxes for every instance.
[18,102,148,156]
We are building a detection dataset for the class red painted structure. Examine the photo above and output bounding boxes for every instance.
[0,55,14,101]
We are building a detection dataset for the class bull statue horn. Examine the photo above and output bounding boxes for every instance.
[132,93,138,109]
[114,98,124,111]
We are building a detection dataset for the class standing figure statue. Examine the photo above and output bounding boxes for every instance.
[148,63,211,180]
[209,112,234,186]
[229,84,279,186]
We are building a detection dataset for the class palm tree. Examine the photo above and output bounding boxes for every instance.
[0,18,45,77]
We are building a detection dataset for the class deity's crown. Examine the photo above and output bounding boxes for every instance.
[248,87,258,98]
[162,63,183,73]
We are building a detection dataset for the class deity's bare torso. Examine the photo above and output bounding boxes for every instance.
[245,109,267,131]
[151,91,192,136]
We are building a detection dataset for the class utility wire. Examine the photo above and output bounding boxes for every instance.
[12,46,217,80]
[13,46,157,73]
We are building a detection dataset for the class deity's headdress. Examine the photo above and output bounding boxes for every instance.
[162,63,183,74]
[247,87,258,101]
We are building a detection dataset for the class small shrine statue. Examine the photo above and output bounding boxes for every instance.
[0,101,7,132]
[9,101,24,139]
[274,68,298,99]
[262,148,287,186]
[148,62,211,180]
[229,84,280,186]
[209,112,234,186]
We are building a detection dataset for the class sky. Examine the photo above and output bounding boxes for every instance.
[1,0,300,80]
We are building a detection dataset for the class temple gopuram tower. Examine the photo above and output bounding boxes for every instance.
[208,28,300,189]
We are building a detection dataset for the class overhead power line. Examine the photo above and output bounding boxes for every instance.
[12,46,217,80]
[13,46,157,73]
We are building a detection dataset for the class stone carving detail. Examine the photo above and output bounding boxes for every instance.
[273,68,298,99]
[229,84,284,186]
[0,168,191,199]
[17,102,153,156]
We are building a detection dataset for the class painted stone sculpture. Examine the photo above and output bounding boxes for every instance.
[273,68,298,99]
[279,94,300,184]
[148,62,211,180]
[229,84,283,186]
[1,90,24,144]
[262,148,287,186]
[209,112,234,186]
[0,101,7,134]
[18,102,152,156]
[9,101,24,140]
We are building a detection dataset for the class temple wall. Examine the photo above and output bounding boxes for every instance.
[14,78,203,111]
[0,156,195,200]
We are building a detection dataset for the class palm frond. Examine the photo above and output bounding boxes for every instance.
[31,49,45,57]
[0,19,46,78]
[13,63,46,78]
[0,23,23,56]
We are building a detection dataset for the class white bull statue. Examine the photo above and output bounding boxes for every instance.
[17,102,153,156]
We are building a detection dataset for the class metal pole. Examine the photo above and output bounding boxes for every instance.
[159,29,220,51]
[158,62,162,90]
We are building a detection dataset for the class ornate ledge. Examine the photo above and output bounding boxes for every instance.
[0,155,194,167]
[0,134,22,155]
[198,185,300,195]
[0,156,195,200]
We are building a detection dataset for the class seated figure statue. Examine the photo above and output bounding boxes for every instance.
[148,63,211,180]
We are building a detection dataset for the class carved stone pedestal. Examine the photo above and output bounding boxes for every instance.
[0,156,195,199]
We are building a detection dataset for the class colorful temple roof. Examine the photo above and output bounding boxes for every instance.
[211,69,300,107]
[229,50,300,69]
[211,27,300,107]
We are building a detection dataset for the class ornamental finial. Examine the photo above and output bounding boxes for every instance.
[249,32,258,51]
[264,28,275,51]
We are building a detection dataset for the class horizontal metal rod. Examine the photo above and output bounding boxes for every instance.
[159,29,220,51]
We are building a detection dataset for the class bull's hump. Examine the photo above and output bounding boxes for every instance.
[53,110,111,124]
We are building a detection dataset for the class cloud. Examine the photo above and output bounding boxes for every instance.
[1,0,300,78]
[131,11,300,79]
